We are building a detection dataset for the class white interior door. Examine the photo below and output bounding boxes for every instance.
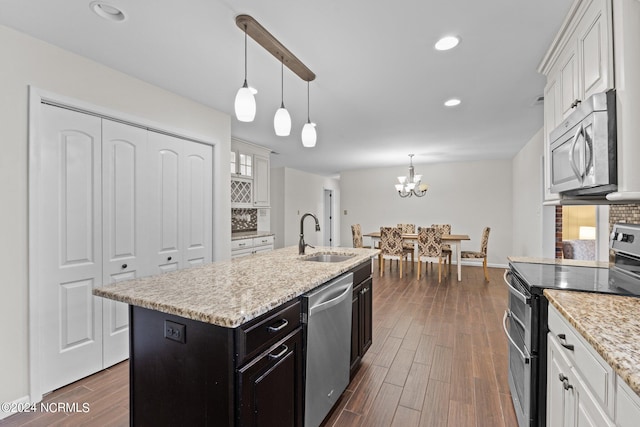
[38,104,103,393]
[148,132,183,273]
[101,120,148,367]
[183,142,212,267]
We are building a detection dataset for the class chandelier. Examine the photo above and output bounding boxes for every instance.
[395,154,428,198]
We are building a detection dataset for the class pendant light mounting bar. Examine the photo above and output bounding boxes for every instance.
[236,14,316,82]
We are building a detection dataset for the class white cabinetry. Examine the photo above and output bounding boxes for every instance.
[546,303,640,427]
[538,0,614,202]
[231,235,275,258]
[253,154,270,207]
[616,379,640,427]
[231,139,270,208]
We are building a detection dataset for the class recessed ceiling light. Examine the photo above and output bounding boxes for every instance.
[444,98,461,107]
[435,36,460,51]
[90,2,126,22]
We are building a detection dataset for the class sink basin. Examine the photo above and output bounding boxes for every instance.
[302,253,355,263]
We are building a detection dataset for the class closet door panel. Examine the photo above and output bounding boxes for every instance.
[183,142,212,267]
[102,119,148,367]
[148,132,183,273]
[38,104,103,393]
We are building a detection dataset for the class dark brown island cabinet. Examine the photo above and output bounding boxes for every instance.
[128,259,373,426]
[350,261,374,378]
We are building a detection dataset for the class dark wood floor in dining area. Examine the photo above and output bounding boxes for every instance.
[1,261,517,427]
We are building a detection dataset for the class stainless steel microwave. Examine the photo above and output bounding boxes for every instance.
[549,89,617,196]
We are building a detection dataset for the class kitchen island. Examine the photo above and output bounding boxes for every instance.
[94,246,379,426]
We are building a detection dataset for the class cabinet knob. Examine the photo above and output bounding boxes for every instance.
[167,256,172,261]
[121,264,127,269]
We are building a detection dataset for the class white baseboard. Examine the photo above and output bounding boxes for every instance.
[0,395,31,420]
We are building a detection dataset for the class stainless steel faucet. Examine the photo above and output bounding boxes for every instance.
[299,213,321,255]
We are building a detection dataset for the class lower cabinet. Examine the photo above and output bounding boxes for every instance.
[350,261,373,377]
[237,328,303,427]
[231,235,275,258]
[546,303,634,427]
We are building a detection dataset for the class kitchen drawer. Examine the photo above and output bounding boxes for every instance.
[235,299,301,366]
[232,238,253,251]
[548,304,614,415]
[351,259,372,286]
[253,235,274,247]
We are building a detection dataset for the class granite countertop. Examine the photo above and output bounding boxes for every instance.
[231,230,275,240]
[508,256,610,269]
[94,246,379,328]
[544,289,640,397]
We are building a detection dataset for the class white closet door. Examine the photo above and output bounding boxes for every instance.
[38,104,103,393]
[148,132,183,273]
[101,120,148,367]
[183,142,212,267]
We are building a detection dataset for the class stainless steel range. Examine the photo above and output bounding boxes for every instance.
[505,223,640,427]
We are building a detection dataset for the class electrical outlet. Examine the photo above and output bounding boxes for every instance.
[164,320,186,343]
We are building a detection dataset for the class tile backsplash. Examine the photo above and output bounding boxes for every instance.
[232,208,258,232]
[609,204,640,230]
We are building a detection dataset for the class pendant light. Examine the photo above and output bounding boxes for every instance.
[301,81,317,147]
[274,57,292,136]
[234,24,256,122]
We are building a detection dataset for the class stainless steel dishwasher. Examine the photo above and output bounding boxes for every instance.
[302,272,353,427]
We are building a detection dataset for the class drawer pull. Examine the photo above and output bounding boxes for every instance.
[268,345,288,360]
[557,334,575,351]
[267,319,289,332]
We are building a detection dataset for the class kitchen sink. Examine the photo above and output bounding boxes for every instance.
[302,253,355,263]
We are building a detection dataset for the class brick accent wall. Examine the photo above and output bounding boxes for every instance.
[555,205,563,259]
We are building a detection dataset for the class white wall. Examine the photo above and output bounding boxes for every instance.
[271,167,341,249]
[512,128,546,257]
[339,159,513,266]
[0,25,231,407]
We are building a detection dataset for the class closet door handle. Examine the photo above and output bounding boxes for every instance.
[121,264,127,269]
[167,256,172,261]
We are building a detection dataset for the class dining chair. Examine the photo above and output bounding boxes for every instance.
[351,224,371,248]
[379,227,408,278]
[461,226,491,281]
[397,223,416,269]
[431,224,452,268]
[417,227,447,283]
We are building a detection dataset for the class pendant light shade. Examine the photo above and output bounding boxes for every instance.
[235,24,256,122]
[235,83,256,122]
[302,122,317,147]
[301,81,317,147]
[274,58,291,136]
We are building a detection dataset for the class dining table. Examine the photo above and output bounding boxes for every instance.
[364,231,470,282]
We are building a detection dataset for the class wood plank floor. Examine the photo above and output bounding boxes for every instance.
[1,262,517,427]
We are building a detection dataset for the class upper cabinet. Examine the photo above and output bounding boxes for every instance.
[540,0,640,203]
[539,0,614,202]
[231,138,271,208]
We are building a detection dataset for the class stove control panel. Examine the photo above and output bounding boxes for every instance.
[611,223,640,257]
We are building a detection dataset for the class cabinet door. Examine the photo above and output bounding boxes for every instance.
[360,278,373,356]
[37,104,104,393]
[253,154,270,207]
[574,368,615,427]
[577,0,613,100]
[559,45,580,119]
[547,334,574,427]
[350,284,361,376]
[182,142,212,267]
[101,119,148,367]
[237,328,303,427]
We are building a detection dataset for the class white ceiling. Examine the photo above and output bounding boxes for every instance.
[0,0,572,176]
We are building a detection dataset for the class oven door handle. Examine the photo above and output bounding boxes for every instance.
[502,310,531,364]
[503,270,531,305]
